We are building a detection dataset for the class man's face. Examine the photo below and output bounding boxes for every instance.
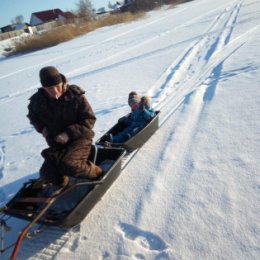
[43,82,63,99]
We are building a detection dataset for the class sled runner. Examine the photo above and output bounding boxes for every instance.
[96,111,160,152]
[0,146,125,259]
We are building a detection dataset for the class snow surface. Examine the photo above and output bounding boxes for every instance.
[0,0,259,259]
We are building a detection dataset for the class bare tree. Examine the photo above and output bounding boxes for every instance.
[76,0,95,22]
[108,1,113,9]
[11,15,24,25]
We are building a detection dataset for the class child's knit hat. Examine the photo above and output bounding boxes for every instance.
[128,91,140,106]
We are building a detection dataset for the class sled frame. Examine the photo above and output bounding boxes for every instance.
[1,180,103,260]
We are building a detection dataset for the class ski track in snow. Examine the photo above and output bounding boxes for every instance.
[134,0,245,222]
[2,1,259,259]
[150,0,245,113]
[150,3,259,133]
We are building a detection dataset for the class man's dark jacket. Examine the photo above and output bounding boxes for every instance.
[27,84,96,147]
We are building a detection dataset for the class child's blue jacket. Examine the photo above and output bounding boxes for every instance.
[120,106,155,129]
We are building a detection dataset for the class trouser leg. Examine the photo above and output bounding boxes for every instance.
[113,127,132,143]
[40,146,68,185]
[59,140,102,179]
[39,160,63,185]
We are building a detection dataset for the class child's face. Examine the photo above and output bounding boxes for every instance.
[130,102,139,110]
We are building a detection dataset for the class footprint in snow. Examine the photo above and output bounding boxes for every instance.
[119,223,168,252]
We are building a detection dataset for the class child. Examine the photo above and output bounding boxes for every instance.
[103,91,155,143]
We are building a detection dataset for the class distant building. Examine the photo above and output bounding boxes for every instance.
[96,7,108,15]
[63,11,76,20]
[95,0,134,15]
[109,0,133,13]
[0,23,31,33]
[1,24,15,33]
[30,9,75,26]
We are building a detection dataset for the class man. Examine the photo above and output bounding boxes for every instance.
[27,66,102,187]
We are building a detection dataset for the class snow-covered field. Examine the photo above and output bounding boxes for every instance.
[0,0,259,259]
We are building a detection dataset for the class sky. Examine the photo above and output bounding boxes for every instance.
[0,0,259,259]
[0,0,114,28]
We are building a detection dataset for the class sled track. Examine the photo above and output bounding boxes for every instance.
[17,226,78,260]
[150,0,259,128]
[9,1,260,260]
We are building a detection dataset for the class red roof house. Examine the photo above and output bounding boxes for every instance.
[30,9,72,26]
